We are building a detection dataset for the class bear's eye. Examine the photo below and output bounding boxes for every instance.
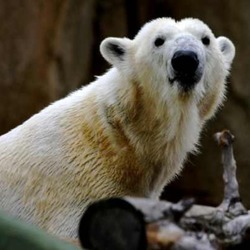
[202,36,210,46]
[154,37,165,47]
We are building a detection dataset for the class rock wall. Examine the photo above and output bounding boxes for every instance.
[0,0,95,133]
[0,0,249,206]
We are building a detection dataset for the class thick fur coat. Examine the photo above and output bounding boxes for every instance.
[0,18,235,238]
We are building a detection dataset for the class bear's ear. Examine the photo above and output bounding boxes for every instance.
[100,37,132,66]
[217,36,235,70]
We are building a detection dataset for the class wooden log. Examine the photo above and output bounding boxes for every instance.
[78,197,218,250]
[78,198,147,250]
[124,197,194,223]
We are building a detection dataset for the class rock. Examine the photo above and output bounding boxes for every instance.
[0,0,95,134]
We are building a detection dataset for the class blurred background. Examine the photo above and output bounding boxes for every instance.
[0,0,249,207]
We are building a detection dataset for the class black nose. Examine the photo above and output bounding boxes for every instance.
[171,50,199,74]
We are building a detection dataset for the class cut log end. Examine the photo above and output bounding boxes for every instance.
[78,198,147,250]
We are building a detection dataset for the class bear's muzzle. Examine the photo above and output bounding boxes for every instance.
[170,50,202,92]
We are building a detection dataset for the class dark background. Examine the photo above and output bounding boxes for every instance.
[0,0,250,207]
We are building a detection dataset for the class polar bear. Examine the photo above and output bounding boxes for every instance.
[0,18,235,238]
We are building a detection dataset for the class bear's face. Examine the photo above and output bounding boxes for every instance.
[100,18,235,118]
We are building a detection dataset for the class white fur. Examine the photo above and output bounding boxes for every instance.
[0,18,235,238]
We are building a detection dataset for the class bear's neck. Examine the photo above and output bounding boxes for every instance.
[102,68,200,156]
[98,68,201,197]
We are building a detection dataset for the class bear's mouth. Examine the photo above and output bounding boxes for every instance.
[169,73,202,92]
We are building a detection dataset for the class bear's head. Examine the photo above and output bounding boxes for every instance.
[100,18,235,120]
